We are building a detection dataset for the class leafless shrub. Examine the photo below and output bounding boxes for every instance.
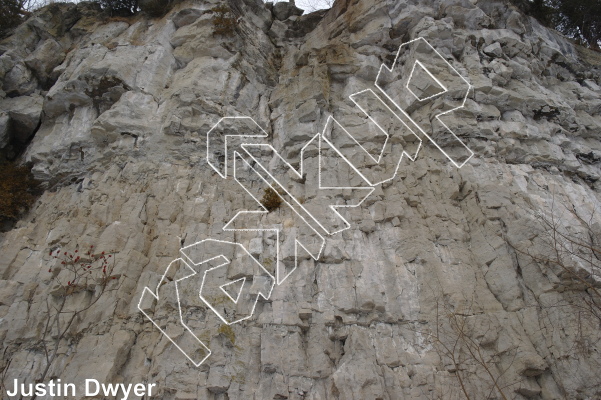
[418,294,521,400]
[0,245,122,399]
[508,200,601,364]
[510,201,601,324]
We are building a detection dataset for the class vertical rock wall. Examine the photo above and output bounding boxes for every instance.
[1,0,601,399]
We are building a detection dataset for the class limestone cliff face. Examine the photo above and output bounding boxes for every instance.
[1,0,601,399]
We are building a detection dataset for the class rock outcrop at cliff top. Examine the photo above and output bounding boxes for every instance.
[1,0,601,399]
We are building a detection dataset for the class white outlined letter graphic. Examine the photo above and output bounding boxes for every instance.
[138,37,474,366]
[375,37,474,168]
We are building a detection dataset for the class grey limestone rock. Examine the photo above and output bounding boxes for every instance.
[272,1,304,21]
[0,0,600,399]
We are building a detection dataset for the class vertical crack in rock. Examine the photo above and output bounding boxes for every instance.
[0,0,601,399]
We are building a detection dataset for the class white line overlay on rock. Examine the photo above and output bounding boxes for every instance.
[138,36,475,366]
